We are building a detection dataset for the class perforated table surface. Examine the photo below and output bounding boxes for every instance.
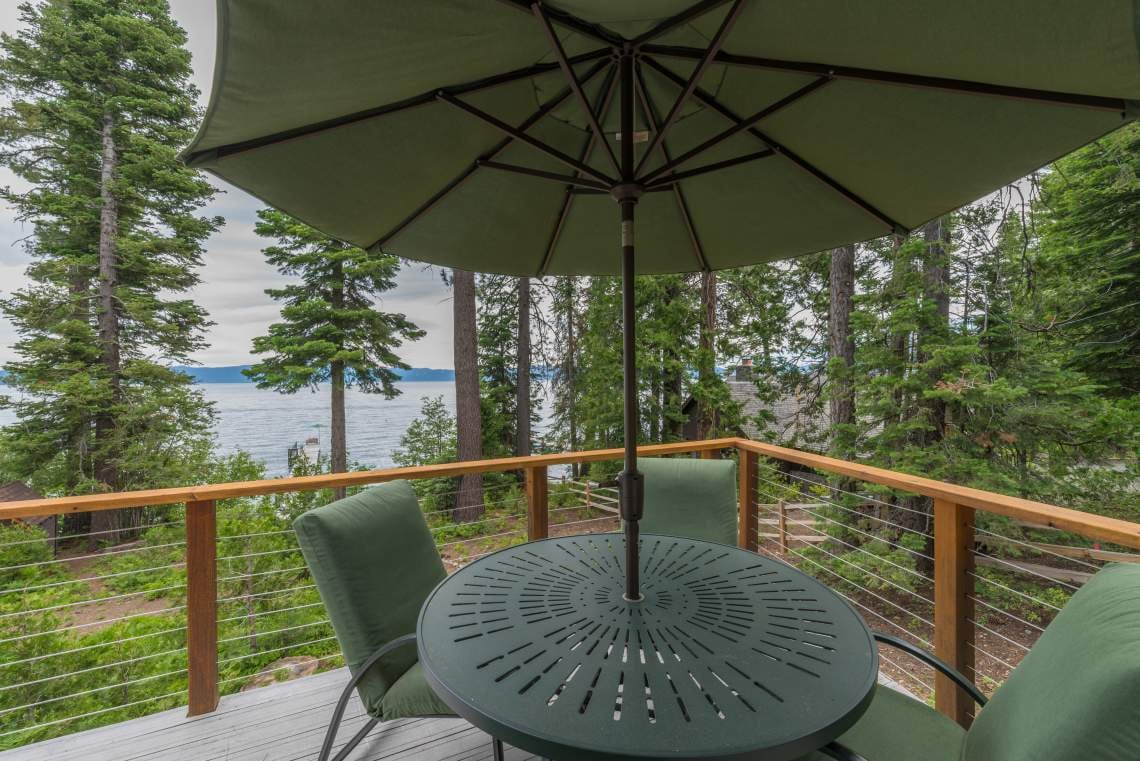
[418,534,878,761]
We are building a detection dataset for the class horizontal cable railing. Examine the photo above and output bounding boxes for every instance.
[0,435,1136,749]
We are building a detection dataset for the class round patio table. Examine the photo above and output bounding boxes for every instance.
[418,534,878,761]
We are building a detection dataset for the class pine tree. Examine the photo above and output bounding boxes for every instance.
[1034,123,1139,396]
[0,0,220,531]
[245,209,423,498]
[451,268,484,521]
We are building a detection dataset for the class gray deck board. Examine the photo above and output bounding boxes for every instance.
[1,667,912,761]
[0,668,536,761]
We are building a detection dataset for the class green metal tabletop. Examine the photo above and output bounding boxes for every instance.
[417,534,877,761]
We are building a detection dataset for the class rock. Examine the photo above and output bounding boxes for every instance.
[239,656,321,691]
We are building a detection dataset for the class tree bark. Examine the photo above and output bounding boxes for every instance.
[697,270,718,440]
[91,110,123,548]
[330,360,347,501]
[330,260,347,501]
[452,269,484,521]
[565,279,579,478]
[516,276,531,458]
[828,245,856,456]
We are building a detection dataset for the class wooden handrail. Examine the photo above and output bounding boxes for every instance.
[0,438,738,519]
[735,438,1140,550]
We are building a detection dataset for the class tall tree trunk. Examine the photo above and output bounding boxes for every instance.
[920,217,952,442]
[697,271,717,440]
[330,260,347,501]
[91,111,123,548]
[453,269,484,521]
[887,232,911,428]
[828,245,856,457]
[565,279,579,477]
[661,279,684,441]
[330,360,347,501]
[516,276,531,458]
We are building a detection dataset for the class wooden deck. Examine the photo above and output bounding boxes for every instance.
[0,667,912,761]
[0,668,536,761]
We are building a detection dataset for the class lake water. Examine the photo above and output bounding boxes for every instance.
[0,382,549,477]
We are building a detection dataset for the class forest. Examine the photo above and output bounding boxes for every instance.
[0,0,1137,748]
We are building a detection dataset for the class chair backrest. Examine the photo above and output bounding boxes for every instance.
[635,457,737,545]
[294,480,445,704]
[963,562,1140,761]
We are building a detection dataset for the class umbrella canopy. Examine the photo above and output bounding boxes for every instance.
[184,1,1139,599]
[184,1,1138,276]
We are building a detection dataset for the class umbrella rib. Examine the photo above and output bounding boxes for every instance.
[629,0,738,47]
[438,92,616,185]
[639,75,832,184]
[477,159,609,190]
[642,44,1129,113]
[368,59,610,251]
[642,55,907,234]
[634,61,710,272]
[634,0,746,177]
[538,63,620,277]
[493,0,624,47]
[533,3,621,175]
[183,49,610,166]
[644,149,775,188]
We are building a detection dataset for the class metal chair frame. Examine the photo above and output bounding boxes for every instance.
[819,631,988,761]
[316,633,505,761]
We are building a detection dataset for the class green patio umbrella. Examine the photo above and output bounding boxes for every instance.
[184,1,1139,600]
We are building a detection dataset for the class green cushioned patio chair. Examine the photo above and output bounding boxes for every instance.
[636,456,738,546]
[294,481,504,761]
[807,562,1140,761]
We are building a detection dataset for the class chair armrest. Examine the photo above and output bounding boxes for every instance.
[872,632,987,707]
[349,632,418,692]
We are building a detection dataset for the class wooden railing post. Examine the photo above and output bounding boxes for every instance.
[737,449,759,551]
[186,499,218,716]
[526,467,549,540]
[934,498,975,727]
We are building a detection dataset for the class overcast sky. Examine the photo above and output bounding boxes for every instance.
[0,2,455,368]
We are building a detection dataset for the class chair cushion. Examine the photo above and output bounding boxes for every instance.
[293,480,446,717]
[379,660,456,720]
[798,684,965,761]
[963,562,1140,761]
[636,457,737,545]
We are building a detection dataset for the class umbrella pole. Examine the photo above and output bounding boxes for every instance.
[616,49,644,602]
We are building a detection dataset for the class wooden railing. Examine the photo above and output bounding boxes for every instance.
[1,436,1137,734]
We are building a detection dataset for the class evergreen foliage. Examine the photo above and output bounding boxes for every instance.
[0,0,221,498]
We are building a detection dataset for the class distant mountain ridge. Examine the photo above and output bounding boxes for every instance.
[170,365,455,383]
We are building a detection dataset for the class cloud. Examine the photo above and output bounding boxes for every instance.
[0,1,455,368]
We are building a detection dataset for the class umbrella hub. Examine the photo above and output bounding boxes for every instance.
[609,181,643,204]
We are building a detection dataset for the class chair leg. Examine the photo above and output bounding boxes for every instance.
[492,737,505,761]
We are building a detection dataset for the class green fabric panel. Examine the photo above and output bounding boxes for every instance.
[193,0,552,152]
[378,661,456,720]
[636,457,737,545]
[963,563,1140,761]
[797,684,965,761]
[684,1,1140,100]
[293,481,446,718]
[759,77,1129,231]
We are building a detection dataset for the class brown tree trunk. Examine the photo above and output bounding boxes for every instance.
[516,277,531,458]
[921,217,952,442]
[697,270,717,440]
[565,279,579,478]
[828,245,856,457]
[91,111,124,548]
[330,260,347,501]
[452,269,484,521]
[330,360,347,501]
